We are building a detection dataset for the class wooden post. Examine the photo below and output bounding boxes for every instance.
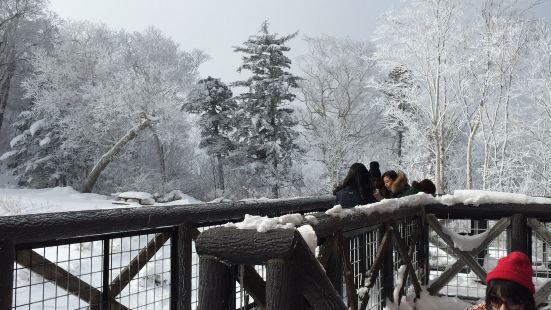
[266,258,304,310]
[171,224,192,310]
[0,240,14,310]
[198,256,235,310]
[510,214,528,255]
[317,235,343,296]
[381,225,394,305]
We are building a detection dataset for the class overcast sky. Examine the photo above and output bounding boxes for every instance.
[48,0,402,82]
[49,0,551,84]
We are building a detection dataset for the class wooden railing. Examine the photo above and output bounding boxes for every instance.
[0,197,335,310]
[1,197,551,309]
[195,202,551,310]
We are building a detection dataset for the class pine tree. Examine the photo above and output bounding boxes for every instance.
[232,21,301,198]
[186,76,237,194]
[381,65,416,167]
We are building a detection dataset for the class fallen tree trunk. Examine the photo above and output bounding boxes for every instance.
[82,114,152,193]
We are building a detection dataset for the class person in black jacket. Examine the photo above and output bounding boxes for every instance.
[333,163,376,208]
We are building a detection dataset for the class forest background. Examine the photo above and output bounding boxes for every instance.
[2,0,551,201]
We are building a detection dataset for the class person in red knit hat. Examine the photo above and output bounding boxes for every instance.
[466,252,536,310]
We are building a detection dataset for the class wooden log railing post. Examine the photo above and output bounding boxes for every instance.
[198,256,235,310]
[266,258,305,310]
[0,240,14,310]
[510,214,529,255]
[171,224,192,310]
[317,235,343,296]
[381,225,394,306]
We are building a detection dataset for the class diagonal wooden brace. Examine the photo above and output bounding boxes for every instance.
[426,214,487,283]
[390,223,422,299]
[359,228,392,310]
[428,217,510,294]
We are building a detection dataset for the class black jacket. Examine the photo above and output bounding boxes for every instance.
[335,186,376,208]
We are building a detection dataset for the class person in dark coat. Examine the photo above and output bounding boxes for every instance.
[368,161,390,199]
[333,163,376,208]
[381,170,411,198]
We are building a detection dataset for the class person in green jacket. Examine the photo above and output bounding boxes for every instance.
[381,170,410,198]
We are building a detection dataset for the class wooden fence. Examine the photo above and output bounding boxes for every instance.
[1,197,551,309]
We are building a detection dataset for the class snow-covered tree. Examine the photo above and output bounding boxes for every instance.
[3,22,206,193]
[231,21,302,198]
[186,76,237,194]
[0,0,55,146]
[297,35,381,190]
[379,65,418,168]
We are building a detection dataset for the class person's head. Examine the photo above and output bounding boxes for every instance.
[335,163,372,197]
[411,179,436,195]
[382,170,398,191]
[369,161,381,179]
[485,252,536,310]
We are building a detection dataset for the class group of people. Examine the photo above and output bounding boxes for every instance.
[333,163,538,310]
[333,161,436,208]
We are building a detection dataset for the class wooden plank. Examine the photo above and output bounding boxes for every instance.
[198,256,235,310]
[428,217,510,294]
[528,218,551,248]
[109,232,171,298]
[425,203,551,221]
[237,265,266,309]
[171,224,192,310]
[425,214,487,283]
[0,240,14,310]
[396,220,422,303]
[510,214,528,254]
[266,258,305,310]
[16,249,128,310]
[317,235,343,296]
[296,232,347,310]
[341,235,358,310]
[359,230,392,310]
[534,280,551,306]
[0,196,337,245]
[390,224,422,299]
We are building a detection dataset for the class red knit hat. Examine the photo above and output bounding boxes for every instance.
[486,252,535,294]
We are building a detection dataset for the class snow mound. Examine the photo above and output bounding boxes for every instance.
[439,190,551,206]
[117,191,155,205]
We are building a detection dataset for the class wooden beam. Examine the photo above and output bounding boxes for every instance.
[510,214,528,254]
[425,214,487,283]
[109,232,170,298]
[1,196,337,245]
[428,217,510,294]
[535,280,551,306]
[341,235,358,310]
[171,225,193,310]
[16,249,128,310]
[317,235,343,296]
[0,240,14,310]
[359,230,392,310]
[198,255,235,310]
[390,224,422,299]
[266,258,305,310]
[396,220,422,303]
[528,218,551,248]
[237,265,266,309]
